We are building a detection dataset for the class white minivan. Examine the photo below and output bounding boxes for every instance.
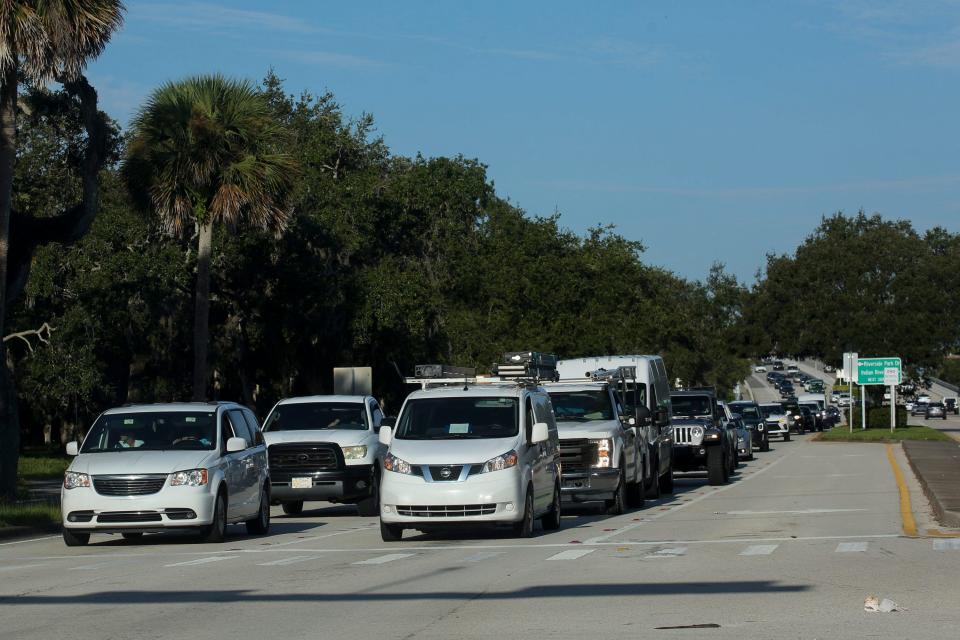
[61,402,270,546]
[377,377,561,541]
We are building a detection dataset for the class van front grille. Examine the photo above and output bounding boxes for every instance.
[93,475,167,496]
[395,504,496,518]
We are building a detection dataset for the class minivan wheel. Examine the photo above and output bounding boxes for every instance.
[246,485,271,535]
[380,519,403,542]
[541,483,562,531]
[644,456,660,500]
[605,467,626,515]
[202,491,227,543]
[281,500,304,516]
[707,447,726,486]
[356,469,380,517]
[513,487,535,538]
[63,529,90,547]
[659,464,674,494]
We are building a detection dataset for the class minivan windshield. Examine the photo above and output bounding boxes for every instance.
[396,397,518,440]
[548,390,613,421]
[671,395,713,417]
[81,412,217,452]
[263,402,367,432]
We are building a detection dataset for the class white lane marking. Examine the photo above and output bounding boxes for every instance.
[773,474,861,479]
[584,448,792,544]
[933,539,960,551]
[256,555,315,567]
[0,563,47,571]
[740,544,779,556]
[69,561,119,571]
[546,549,595,561]
[353,553,415,565]
[723,509,868,516]
[266,525,377,548]
[165,556,238,567]
[646,547,686,558]
[0,536,59,547]
[836,542,868,553]
[463,551,505,563]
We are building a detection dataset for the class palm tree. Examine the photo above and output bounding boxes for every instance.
[0,1,124,499]
[124,75,297,400]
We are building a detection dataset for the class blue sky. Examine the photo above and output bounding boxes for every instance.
[87,1,960,282]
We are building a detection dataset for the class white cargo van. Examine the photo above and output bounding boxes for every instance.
[556,355,673,495]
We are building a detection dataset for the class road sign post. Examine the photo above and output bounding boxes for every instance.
[883,367,899,433]
[844,352,858,433]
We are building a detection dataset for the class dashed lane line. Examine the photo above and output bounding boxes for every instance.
[462,552,505,563]
[165,556,238,568]
[546,549,595,561]
[0,564,47,571]
[352,553,415,565]
[836,542,868,553]
[646,547,687,558]
[723,508,868,516]
[739,544,778,556]
[256,555,315,567]
[933,539,960,551]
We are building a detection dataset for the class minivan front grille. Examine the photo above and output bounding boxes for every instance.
[93,475,167,496]
[96,511,163,523]
[559,439,596,474]
[426,465,464,481]
[269,443,340,471]
[395,504,496,518]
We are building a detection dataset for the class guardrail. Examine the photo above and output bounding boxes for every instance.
[930,376,960,395]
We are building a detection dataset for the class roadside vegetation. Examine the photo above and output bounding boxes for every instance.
[18,454,70,479]
[0,503,61,530]
[818,426,951,443]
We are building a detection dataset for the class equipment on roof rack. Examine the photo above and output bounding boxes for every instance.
[494,351,559,383]
[414,364,476,379]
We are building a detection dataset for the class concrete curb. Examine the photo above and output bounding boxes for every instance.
[902,439,960,529]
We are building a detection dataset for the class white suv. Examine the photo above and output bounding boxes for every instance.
[377,381,561,541]
[61,402,270,546]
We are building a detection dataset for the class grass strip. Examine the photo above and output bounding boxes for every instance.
[18,455,70,479]
[0,503,61,529]
[818,425,951,442]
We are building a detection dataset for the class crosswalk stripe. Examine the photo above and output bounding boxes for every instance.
[646,547,687,558]
[546,549,595,561]
[353,553,415,565]
[740,544,778,556]
[933,539,960,551]
[463,552,505,563]
[165,556,237,567]
[836,542,868,553]
[257,555,314,567]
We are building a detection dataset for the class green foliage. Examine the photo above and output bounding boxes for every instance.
[0,503,61,529]
[17,455,69,479]
[850,406,908,429]
[819,425,949,442]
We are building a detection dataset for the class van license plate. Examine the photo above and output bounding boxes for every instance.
[291,477,312,489]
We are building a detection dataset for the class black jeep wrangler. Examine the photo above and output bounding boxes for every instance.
[669,389,736,485]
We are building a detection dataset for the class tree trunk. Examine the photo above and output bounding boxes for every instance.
[192,222,214,400]
[0,66,18,501]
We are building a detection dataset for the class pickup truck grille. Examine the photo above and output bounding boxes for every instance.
[396,504,496,517]
[269,443,341,471]
[93,475,167,496]
[559,439,597,474]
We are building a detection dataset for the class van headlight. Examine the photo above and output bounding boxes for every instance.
[170,469,208,486]
[342,445,367,460]
[63,471,91,489]
[591,439,612,468]
[384,453,414,475]
[481,450,518,473]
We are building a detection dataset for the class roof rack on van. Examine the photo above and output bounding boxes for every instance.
[590,366,637,383]
[493,351,559,383]
[405,352,559,390]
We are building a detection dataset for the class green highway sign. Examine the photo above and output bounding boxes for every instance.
[857,357,901,385]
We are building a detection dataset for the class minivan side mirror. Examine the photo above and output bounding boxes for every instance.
[226,437,247,453]
[379,426,393,446]
[530,422,549,444]
[66,441,79,456]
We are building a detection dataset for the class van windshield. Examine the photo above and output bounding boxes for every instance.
[396,397,519,440]
[81,412,217,452]
[548,390,614,421]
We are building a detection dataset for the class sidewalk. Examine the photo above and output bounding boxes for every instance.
[902,439,960,529]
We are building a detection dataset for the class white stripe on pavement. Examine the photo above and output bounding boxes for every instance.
[165,556,238,567]
[836,542,868,553]
[739,544,778,556]
[646,547,687,558]
[69,561,119,571]
[0,564,47,571]
[353,553,415,565]
[256,555,315,567]
[933,539,960,551]
[462,552,505,563]
[724,509,867,516]
[546,549,595,561]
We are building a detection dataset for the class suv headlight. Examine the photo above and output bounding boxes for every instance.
[690,425,704,445]
[481,450,518,473]
[591,438,612,468]
[63,471,91,490]
[170,469,208,486]
[342,445,367,460]
[384,453,414,475]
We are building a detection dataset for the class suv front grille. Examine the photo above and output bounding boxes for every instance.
[93,475,167,496]
[673,426,694,445]
[559,439,597,474]
[396,504,496,517]
[269,443,340,471]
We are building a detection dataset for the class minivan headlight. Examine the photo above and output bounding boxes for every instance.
[342,445,367,460]
[384,453,414,475]
[170,469,208,486]
[63,471,91,489]
[591,438,612,468]
[481,450,518,473]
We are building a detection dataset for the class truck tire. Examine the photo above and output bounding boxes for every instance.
[659,463,674,494]
[281,500,303,516]
[707,447,726,486]
[605,467,626,515]
[356,469,380,517]
[644,459,660,500]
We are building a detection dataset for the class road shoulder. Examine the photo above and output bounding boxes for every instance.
[901,439,960,530]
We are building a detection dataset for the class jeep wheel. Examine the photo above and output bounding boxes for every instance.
[513,487,535,538]
[541,483,562,531]
[380,519,403,542]
[783,432,791,442]
[356,468,380,517]
[707,447,726,486]
[605,467,626,515]
[281,500,304,516]
[761,437,770,452]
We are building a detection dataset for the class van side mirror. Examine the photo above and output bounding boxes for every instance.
[530,422,549,444]
[379,426,393,446]
[66,442,79,456]
[226,437,247,453]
